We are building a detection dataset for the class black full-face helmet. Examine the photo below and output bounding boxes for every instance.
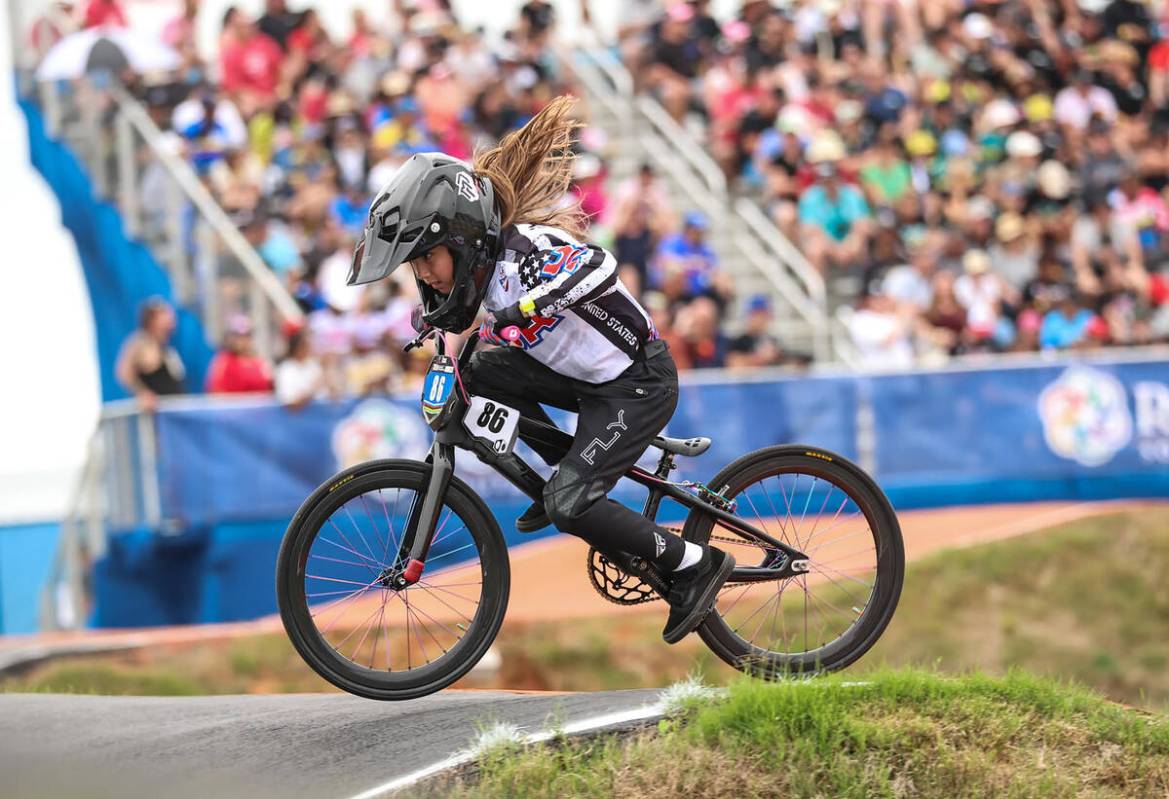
[349,153,500,332]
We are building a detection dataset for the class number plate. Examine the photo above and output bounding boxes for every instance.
[421,356,456,428]
[463,396,519,455]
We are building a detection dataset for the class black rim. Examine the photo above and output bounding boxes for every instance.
[693,456,898,672]
[287,474,495,685]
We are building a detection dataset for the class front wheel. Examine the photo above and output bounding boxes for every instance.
[276,459,510,700]
[684,445,904,677]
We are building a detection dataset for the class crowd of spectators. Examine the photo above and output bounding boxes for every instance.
[61,0,798,409]
[623,0,1169,366]
[44,0,1169,386]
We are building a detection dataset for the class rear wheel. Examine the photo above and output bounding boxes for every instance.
[276,459,509,700]
[684,445,903,677]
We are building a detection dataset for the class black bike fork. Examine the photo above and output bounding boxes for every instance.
[394,441,456,586]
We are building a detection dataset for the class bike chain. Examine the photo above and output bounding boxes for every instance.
[586,527,773,606]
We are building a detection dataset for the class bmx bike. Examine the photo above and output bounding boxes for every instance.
[276,323,904,701]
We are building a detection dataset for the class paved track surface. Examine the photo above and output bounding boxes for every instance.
[0,688,658,799]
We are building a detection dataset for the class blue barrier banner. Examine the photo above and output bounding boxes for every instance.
[151,372,861,528]
[869,358,1169,506]
[93,355,1168,628]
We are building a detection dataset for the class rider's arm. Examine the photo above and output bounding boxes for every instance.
[517,243,618,318]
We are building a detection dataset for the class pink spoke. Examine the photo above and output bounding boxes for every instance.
[313,578,382,634]
[307,588,370,599]
[323,522,382,574]
[310,553,373,569]
[306,574,376,587]
[330,601,387,652]
[358,494,390,564]
[417,580,481,606]
[394,590,463,641]
[406,584,475,623]
[341,504,383,570]
[804,482,836,540]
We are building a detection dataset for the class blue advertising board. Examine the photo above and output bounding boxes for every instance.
[87,354,1168,627]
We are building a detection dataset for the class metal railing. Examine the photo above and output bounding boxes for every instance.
[564,46,835,360]
[28,75,303,361]
[40,402,167,630]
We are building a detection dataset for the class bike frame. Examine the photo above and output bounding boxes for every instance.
[390,329,809,588]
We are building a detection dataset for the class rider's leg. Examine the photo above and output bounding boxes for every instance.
[465,346,579,465]
[541,342,692,569]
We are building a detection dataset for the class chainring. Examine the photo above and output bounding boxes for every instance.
[586,547,661,605]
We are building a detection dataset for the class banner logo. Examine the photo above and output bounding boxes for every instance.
[332,399,430,470]
[1038,367,1133,467]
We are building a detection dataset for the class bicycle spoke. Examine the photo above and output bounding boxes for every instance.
[417,579,481,606]
[310,553,373,570]
[341,504,383,572]
[377,488,403,566]
[324,519,382,575]
[405,583,475,623]
[305,573,377,587]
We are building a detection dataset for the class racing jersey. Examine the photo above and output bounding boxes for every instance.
[480,223,657,383]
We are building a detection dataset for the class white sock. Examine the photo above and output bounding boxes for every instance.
[674,541,704,571]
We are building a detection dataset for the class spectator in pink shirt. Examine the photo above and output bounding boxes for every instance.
[219,12,283,101]
[162,0,197,49]
[83,0,126,29]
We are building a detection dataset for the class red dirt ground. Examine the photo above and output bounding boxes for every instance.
[1,500,1159,660]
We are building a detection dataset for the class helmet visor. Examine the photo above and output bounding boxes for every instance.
[348,224,405,286]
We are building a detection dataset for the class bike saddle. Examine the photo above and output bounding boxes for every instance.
[652,435,712,457]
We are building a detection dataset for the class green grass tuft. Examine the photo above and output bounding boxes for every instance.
[433,669,1169,799]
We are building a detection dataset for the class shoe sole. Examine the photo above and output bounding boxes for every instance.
[515,513,551,534]
[662,552,736,645]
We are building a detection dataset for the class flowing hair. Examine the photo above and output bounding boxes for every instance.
[472,95,588,240]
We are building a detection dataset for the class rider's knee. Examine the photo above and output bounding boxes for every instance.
[543,464,603,530]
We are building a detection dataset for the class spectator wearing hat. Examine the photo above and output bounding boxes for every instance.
[989,211,1039,291]
[727,294,803,369]
[798,134,873,272]
[206,315,274,394]
[1079,120,1130,208]
[955,249,1012,343]
[651,211,732,306]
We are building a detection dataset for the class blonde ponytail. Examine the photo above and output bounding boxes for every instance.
[472,95,588,240]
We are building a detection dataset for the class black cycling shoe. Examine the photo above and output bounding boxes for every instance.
[662,546,735,644]
[515,502,551,533]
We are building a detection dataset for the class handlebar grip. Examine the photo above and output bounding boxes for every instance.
[501,326,522,343]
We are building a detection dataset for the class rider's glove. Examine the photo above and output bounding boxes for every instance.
[488,303,527,338]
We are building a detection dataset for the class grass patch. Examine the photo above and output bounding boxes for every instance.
[432,669,1169,799]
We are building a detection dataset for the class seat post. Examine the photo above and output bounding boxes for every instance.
[654,450,676,478]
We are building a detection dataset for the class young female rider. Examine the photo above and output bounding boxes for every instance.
[347,97,733,644]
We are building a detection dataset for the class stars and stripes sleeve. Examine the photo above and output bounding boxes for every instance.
[519,242,618,316]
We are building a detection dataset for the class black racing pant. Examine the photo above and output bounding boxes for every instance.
[466,340,688,569]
